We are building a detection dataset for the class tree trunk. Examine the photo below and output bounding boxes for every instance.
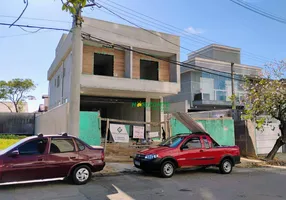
[14,102,19,113]
[265,122,286,160]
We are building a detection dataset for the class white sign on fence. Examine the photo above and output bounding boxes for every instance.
[148,131,159,138]
[133,126,145,139]
[109,124,129,143]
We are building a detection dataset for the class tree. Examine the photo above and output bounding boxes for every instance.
[0,79,36,113]
[243,60,286,160]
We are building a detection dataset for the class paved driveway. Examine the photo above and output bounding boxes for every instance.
[1,167,286,200]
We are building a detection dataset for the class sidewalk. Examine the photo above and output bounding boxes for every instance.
[98,157,286,176]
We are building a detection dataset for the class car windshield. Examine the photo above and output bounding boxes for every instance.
[158,135,185,148]
[0,137,32,155]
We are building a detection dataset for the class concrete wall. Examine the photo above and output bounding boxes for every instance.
[170,117,235,146]
[107,103,144,121]
[49,52,72,109]
[35,103,69,135]
[167,101,189,113]
[256,122,283,155]
[82,17,180,55]
[0,102,28,113]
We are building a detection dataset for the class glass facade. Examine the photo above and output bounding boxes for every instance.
[200,72,244,102]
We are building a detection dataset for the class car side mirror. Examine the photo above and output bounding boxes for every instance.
[10,149,19,157]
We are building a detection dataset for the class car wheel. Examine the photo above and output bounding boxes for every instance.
[72,165,92,185]
[219,159,233,174]
[160,161,175,178]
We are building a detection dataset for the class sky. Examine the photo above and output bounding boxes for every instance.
[0,0,285,112]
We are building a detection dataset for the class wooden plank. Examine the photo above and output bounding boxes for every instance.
[104,119,110,153]
[100,117,166,125]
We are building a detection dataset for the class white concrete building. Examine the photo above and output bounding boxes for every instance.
[44,17,180,138]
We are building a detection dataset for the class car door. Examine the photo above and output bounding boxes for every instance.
[198,136,217,165]
[177,137,204,167]
[45,137,79,179]
[1,138,48,182]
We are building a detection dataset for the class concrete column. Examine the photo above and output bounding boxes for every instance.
[145,97,151,133]
[124,46,133,78]
[67,23,82,137]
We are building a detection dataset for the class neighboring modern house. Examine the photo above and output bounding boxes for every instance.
[0,102,28,113]
[43,17,180,139]
[165,44,262,112]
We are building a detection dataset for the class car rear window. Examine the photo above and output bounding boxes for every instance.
[75,139,85,151]
[50,138,75,154]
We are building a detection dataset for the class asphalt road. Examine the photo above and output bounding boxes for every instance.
[1,167,286,200]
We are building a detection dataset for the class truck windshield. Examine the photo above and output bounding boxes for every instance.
[158,135,185,148]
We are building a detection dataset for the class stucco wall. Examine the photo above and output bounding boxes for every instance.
[49,52,72,109]
[35,103,69,135]
[170,117,235,146]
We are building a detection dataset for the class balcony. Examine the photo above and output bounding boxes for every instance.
[80,74,180,98]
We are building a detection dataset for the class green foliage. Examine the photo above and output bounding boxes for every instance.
[0,78,36,112]
[60,0,90,18]
[242,60,286,130]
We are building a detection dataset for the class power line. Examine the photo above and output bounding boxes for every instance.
[229,0,286,25]
[0,30,52,39]
[82,32,247,82]
[0,15,71,24]
[99,0,271,63]
[10,0,29,28]
[83,23,257,77]
[0,22,70,32]
[93,3,268,65]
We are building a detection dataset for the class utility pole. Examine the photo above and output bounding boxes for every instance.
[68,6,82,137]
[231,62,236,110]
[67,3,97,136]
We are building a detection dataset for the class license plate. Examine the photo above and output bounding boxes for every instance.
[134,160,140,166]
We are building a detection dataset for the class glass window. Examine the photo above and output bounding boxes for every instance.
[158,135,185,148]
[75,139,85,151]
[202,137,210,149]
[184,137,202,149]
[216,91,227,101]
[50,138,75,154]
[18,139,48,155]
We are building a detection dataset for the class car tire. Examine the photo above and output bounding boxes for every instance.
[72,165,92,185]
[160,161,175,178]
[219,159,233,174]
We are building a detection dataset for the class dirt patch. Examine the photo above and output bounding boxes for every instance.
[103,143,151,162]
[266,160,286,166]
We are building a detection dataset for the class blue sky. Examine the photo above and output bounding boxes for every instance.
[0,0,285,112]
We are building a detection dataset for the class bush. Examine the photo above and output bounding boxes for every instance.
[0,134,26,139]
[0,134,26,150]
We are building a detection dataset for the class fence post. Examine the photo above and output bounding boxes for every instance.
[104,119,110,153]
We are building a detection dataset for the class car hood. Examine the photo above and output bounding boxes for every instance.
[138,146,171,155]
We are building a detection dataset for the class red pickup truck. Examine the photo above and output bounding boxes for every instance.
[133,133,240,178]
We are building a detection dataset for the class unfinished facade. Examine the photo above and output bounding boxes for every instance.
[45,17,180,142]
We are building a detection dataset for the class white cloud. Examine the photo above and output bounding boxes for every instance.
[184,26,205,35]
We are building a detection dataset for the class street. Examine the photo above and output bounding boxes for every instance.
[1,166,286,200]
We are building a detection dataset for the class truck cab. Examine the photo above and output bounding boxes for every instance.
[133,133,240,178]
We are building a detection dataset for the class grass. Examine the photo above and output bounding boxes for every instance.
[0,134,26,150]
[0,139,20,150]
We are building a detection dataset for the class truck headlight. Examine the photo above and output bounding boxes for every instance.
[144,154,158,160]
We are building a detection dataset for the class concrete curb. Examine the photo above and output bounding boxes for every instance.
[241,158,286,170]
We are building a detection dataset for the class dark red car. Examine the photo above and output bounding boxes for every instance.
[133,133,240,178]
[0,133,105,185]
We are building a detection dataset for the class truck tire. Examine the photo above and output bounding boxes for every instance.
[160,161,175,178]
[219,159,233,174]
[72,165,92,185]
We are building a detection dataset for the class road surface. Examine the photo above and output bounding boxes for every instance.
[1,167,286,200]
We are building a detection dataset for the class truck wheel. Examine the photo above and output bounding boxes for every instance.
[219,159,233,174]
[72,165,92,185]
[160,161,175,178]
